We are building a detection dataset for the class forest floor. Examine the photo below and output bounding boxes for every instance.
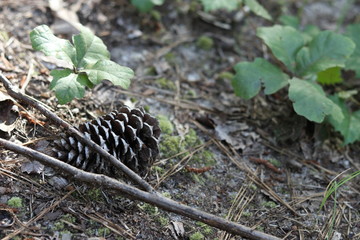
[0,0,360,239]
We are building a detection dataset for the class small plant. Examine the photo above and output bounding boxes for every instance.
[30,24,134,104]
[232,23,360,144]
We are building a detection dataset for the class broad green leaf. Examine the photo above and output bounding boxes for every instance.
[244,0,272,21]
[288,78,344,123]
[200,0,239,12]
[83,60,134,88]
[345,24,360,77]
[295,31,355,77]
[232,58,289,99]
[257,25,304,72]
[50,69,87,104]
[278,15,299,28]
[73,25,110,68]
[327,95,360,144]
[30,25,76,65]
[131,0,154,12]
[317,67,343,85]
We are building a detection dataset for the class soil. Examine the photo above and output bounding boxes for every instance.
[0,0,360,240]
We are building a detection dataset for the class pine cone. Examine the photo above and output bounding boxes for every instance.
[52,106,161,176]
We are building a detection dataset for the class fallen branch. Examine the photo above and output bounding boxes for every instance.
[0,138,281,240]
[0,72,153,193]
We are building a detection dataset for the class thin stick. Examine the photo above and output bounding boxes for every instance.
[0,138,281,240]
[0,72,153,193]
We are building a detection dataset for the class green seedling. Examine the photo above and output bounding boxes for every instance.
[232,23,360,144]
[30,24,134,104]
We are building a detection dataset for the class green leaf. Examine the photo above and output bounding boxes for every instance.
[288,78,343,123]
[73,25,110,68]
[256,25,304,72]
[232,58,289,99]
[295,31,355,77]
[345,24,360,77]
[30,25,76,65]
[83,60,134,88]
[244,0,272,21]
[200,0,239,12]
[278,15,299,28]
[131,0,155,12]
[316,67,343,85]
[50,69,87,104]
[327,95,360,144]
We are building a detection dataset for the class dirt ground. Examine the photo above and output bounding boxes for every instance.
[0,0,360,239]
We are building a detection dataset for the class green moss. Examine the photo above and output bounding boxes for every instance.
[184,89,197,99]
[160,135,182,158]
[184,129,201,148]
[138,203,159,215]
[193,150,215,166]
[86,188,103,202]
[62,214,76,223]
[242,211,252,217]
[262,201,277,208]
[190,232,205,240]
[218,71,234,80]
[155,77,176,90]
[196,222,213,234]
[53,221,65,231]
[191,173,205,184]
[143,105,150,112]
[152,165,166,175]
[7,197,23,208]
[268,158,282,168]
[161,192,172,198]
[98,227,111,236]
[157,115,174,134]
[196,36,214,50]
[130,97,137,103]
[157,216,169,227]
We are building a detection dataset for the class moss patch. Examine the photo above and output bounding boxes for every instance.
[7,197,23,208]
[160,135,182,158]
[196,36,214,50]
[157,115,174,134]
[190,232,205,240]
[155,77,176,90]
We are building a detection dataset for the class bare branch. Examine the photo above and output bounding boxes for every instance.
[0,138,281,240]
[0,72,153,192]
